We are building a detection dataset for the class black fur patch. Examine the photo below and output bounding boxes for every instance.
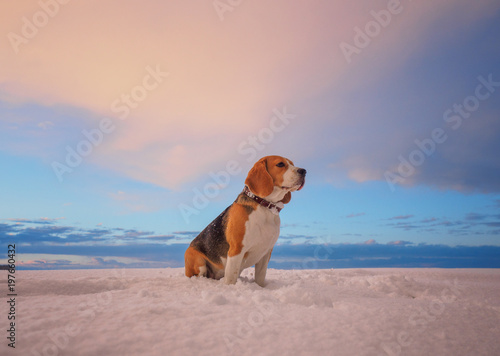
[189,193,257,266]
[189,206,231,265]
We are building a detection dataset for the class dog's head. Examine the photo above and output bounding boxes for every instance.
[245,155,306,204]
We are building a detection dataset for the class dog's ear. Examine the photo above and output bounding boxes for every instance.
[280,192,292,204]
[245,158,274,197]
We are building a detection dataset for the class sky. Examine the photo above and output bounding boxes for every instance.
[1,0,500,269]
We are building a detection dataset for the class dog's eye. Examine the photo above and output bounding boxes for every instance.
[276,162,285,167]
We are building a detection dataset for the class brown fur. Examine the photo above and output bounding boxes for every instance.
[184,246,224,277]
[245,158,274,197]
[225,203,251,257]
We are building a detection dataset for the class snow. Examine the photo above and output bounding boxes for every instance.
[3,268,500,355]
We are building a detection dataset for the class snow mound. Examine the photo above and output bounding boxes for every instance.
[2,268,500,356]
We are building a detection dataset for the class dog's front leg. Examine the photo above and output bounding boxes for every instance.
[224,253,244,285]
[254,250,272,287]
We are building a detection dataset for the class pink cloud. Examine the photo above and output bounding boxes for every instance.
[20,260,47,266]
[1,0,498,189]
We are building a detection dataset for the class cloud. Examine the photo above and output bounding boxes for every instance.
[37,121,54,130]
[345,212,366,218]
[465,213,486,221]
[0,223,19,235]
[278,234,316,243]
[387,215,414,220]
[5,217,65,224]
[382,210,500,236]
[19,259,75,269]
[0,218,187,246]
[482,222,500,228]
[14,225,76,243]
[3,1,358,188]
[5,218,499,270]
[108,190,170,213]
[15,241,500,270]
[172,231,199,236]
[2,1,498,192]
[17,254,178,270]
[270,243,500,269]
[16,243,188,270]
[465,213,500,221]
[387,240,413,246]
[316,3,500,193]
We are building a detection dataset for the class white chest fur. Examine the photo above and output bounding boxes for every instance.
[239,205,281,270]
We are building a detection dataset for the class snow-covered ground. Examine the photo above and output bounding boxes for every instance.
[2,268,500,355]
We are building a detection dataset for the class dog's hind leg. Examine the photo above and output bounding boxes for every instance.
[184,246,208,278]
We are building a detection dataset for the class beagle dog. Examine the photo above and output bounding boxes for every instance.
[184,155,306,287]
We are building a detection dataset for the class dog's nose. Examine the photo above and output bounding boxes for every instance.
[297,168,307,176]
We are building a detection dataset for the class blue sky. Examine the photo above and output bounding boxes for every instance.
[1,0,500,269]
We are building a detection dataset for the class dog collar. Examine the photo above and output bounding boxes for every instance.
[242,186,284,215]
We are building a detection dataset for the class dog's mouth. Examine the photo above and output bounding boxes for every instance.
[282,178,305,192]
[297,179,305,191]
